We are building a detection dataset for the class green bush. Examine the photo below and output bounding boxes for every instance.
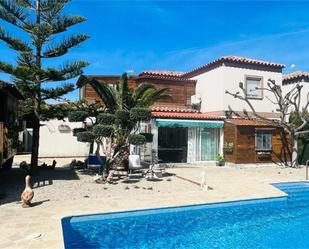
[93,124,114,137]
[115,110,130,125]
[130,108,151,122]
[68,111,88,122]
[139,132,153,142]
[128,134,146,145]
[72,128,86,136]
[96,113,115,125]
[77,131,95,143]
[215,154,224,161]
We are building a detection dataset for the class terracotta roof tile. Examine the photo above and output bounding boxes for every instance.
[138,71,195,83]
[283,71,309,84]
[151,111,222,120]
[227,118,278,126]
[182,56,285,78]
[151,106,199,113]
[140,70,184,77]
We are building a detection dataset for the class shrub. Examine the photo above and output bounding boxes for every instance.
[139,132,153,142]
[96,113,115,125]
[130,108,151,122]
[115,110,130,125]
[93,125,114,137]
[215,154,224,161]
[77,131,95,142]
[128,134,146,145]
[68,111,88,122]
[72,128,86,136]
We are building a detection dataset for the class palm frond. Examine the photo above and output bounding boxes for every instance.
[115,73,129,110]
[78,75,117,112]
[138,87,171,107]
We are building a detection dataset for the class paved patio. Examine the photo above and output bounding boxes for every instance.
[0,156,308,249]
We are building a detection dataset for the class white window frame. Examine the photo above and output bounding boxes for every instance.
[255,130,272,152]
[245,75,263,99]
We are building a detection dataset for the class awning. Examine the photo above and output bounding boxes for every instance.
[155,119,224,128]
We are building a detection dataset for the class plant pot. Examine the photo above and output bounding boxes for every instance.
[216,160,225,166]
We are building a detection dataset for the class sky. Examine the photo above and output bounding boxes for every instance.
[1,0,309,102]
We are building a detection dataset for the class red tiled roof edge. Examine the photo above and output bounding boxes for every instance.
[151,106,199,113]
[140,70,184,77]
[137,74,196,83]
[226,118,280,126]
[182,56,285,78]
[151,111,223,120]
[283,71,309,85]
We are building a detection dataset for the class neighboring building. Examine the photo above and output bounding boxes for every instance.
[282,71,309,111]
[182,56,285,118]
[79,56,295,166]
[0,80,23,168]
[38,119,89,158]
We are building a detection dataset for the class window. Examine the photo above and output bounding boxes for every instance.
[246,76,263,99]
[255,131,272,151]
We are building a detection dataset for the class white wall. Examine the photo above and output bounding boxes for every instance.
[192,65,283,114]
[39,119,89,157]
[193,67,225,113]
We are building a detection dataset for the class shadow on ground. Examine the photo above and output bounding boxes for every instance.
[0,166,79,206]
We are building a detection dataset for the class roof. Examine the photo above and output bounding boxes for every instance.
[226,118,279,126]
[182,56,285,78]
[151,106,199,113]
[137,71,196,83]
[140,70,184,77]
[0,80,23,99]
[283,71,309,85]
[152,111,222,120]
[151,106,222,120]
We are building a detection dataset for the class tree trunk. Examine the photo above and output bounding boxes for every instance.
[291,133,299,167]
[109,145,129,170]
[30,116,40,170]
[30,0,42,171]
[300,140,308,165]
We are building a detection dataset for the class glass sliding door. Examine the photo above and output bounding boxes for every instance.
[195,128,220,161]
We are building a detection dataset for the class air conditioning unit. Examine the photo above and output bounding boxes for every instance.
[191,95,202,108]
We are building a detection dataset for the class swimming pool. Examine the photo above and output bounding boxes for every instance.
[62,181,309,249]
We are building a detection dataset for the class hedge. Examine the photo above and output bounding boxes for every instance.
[128,134,146,145]
[96,113,115,125]
[68,111,88,122]
[93,124,114,137]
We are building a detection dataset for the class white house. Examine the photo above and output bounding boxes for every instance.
[183,56,285,118]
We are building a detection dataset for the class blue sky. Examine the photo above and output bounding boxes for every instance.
[1,0,309,101]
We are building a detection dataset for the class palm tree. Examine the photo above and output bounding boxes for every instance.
[76,73,170,167]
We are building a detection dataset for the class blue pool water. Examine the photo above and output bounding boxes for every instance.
[62,181,309,249]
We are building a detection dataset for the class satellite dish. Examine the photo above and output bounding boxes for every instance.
[291,64,296,72]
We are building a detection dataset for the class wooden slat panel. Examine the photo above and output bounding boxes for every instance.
[83,76,196,108]
[0,122,3,165]
[223,122,237,163]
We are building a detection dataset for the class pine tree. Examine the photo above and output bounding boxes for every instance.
[0,0,89,170]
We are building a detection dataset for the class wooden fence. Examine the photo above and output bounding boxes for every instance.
[0,122,3,166]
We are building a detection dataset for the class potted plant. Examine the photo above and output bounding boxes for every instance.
[215,154,225,166]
